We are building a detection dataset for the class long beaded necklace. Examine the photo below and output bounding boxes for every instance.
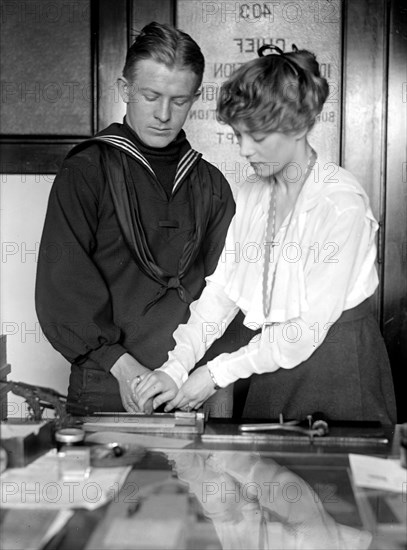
[262,149,317,318]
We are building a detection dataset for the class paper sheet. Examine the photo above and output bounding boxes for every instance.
[349,454,407,493]
[1,449,131,510]
[0,422,48,439]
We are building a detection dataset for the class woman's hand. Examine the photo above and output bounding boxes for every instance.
[165,366,217,412]
[133,370,178,412]
[110,353,153,413]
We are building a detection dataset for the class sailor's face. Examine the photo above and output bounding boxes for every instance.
[119,59,200,148]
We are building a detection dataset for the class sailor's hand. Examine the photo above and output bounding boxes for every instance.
[134,371,178,412]
[165,366,216,412]
[110,353,153,413]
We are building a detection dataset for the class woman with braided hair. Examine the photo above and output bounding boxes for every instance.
[135,45,396,424]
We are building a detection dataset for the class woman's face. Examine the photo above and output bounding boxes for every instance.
[233,123,303,180]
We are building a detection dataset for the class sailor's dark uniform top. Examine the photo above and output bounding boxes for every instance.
[35,120,236,379]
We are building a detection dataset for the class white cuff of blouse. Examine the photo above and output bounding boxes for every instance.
[206,347,263,388]
[157,361,188,390]
[206,359,236,389]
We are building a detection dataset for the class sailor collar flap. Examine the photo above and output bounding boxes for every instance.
[86,134,202,192]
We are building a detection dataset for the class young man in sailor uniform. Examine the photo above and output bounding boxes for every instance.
[35,22,252,414]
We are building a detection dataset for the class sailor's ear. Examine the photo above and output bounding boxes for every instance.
[117,77,130,103]
[192,89,201,103]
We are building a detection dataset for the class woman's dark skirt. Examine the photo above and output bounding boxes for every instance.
[242,299,397,424]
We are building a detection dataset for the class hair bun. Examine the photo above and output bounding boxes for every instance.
[258,43,299,58]
[257,44,284,57]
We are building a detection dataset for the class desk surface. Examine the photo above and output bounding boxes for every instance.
[1,422,406,550]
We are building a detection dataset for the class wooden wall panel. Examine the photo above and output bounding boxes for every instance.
[0,0,93,136]
[341,1,387,219]
[97,0,128,131]
[383,0,407,422]
[0,0,98,173]
[341,0,388,319]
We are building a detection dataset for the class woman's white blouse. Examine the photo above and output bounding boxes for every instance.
[158,159,380,388]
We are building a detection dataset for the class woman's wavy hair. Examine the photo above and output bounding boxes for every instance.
[217,45,329,134]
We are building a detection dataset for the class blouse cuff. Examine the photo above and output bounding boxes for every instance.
[206,356,250,388]
[206,336,280,388]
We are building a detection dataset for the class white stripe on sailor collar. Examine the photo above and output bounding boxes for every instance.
[94,134,201,192]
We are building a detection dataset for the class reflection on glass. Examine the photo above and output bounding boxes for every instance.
[166,451,372,550]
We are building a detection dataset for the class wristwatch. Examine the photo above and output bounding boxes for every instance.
[207,366,221,390]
